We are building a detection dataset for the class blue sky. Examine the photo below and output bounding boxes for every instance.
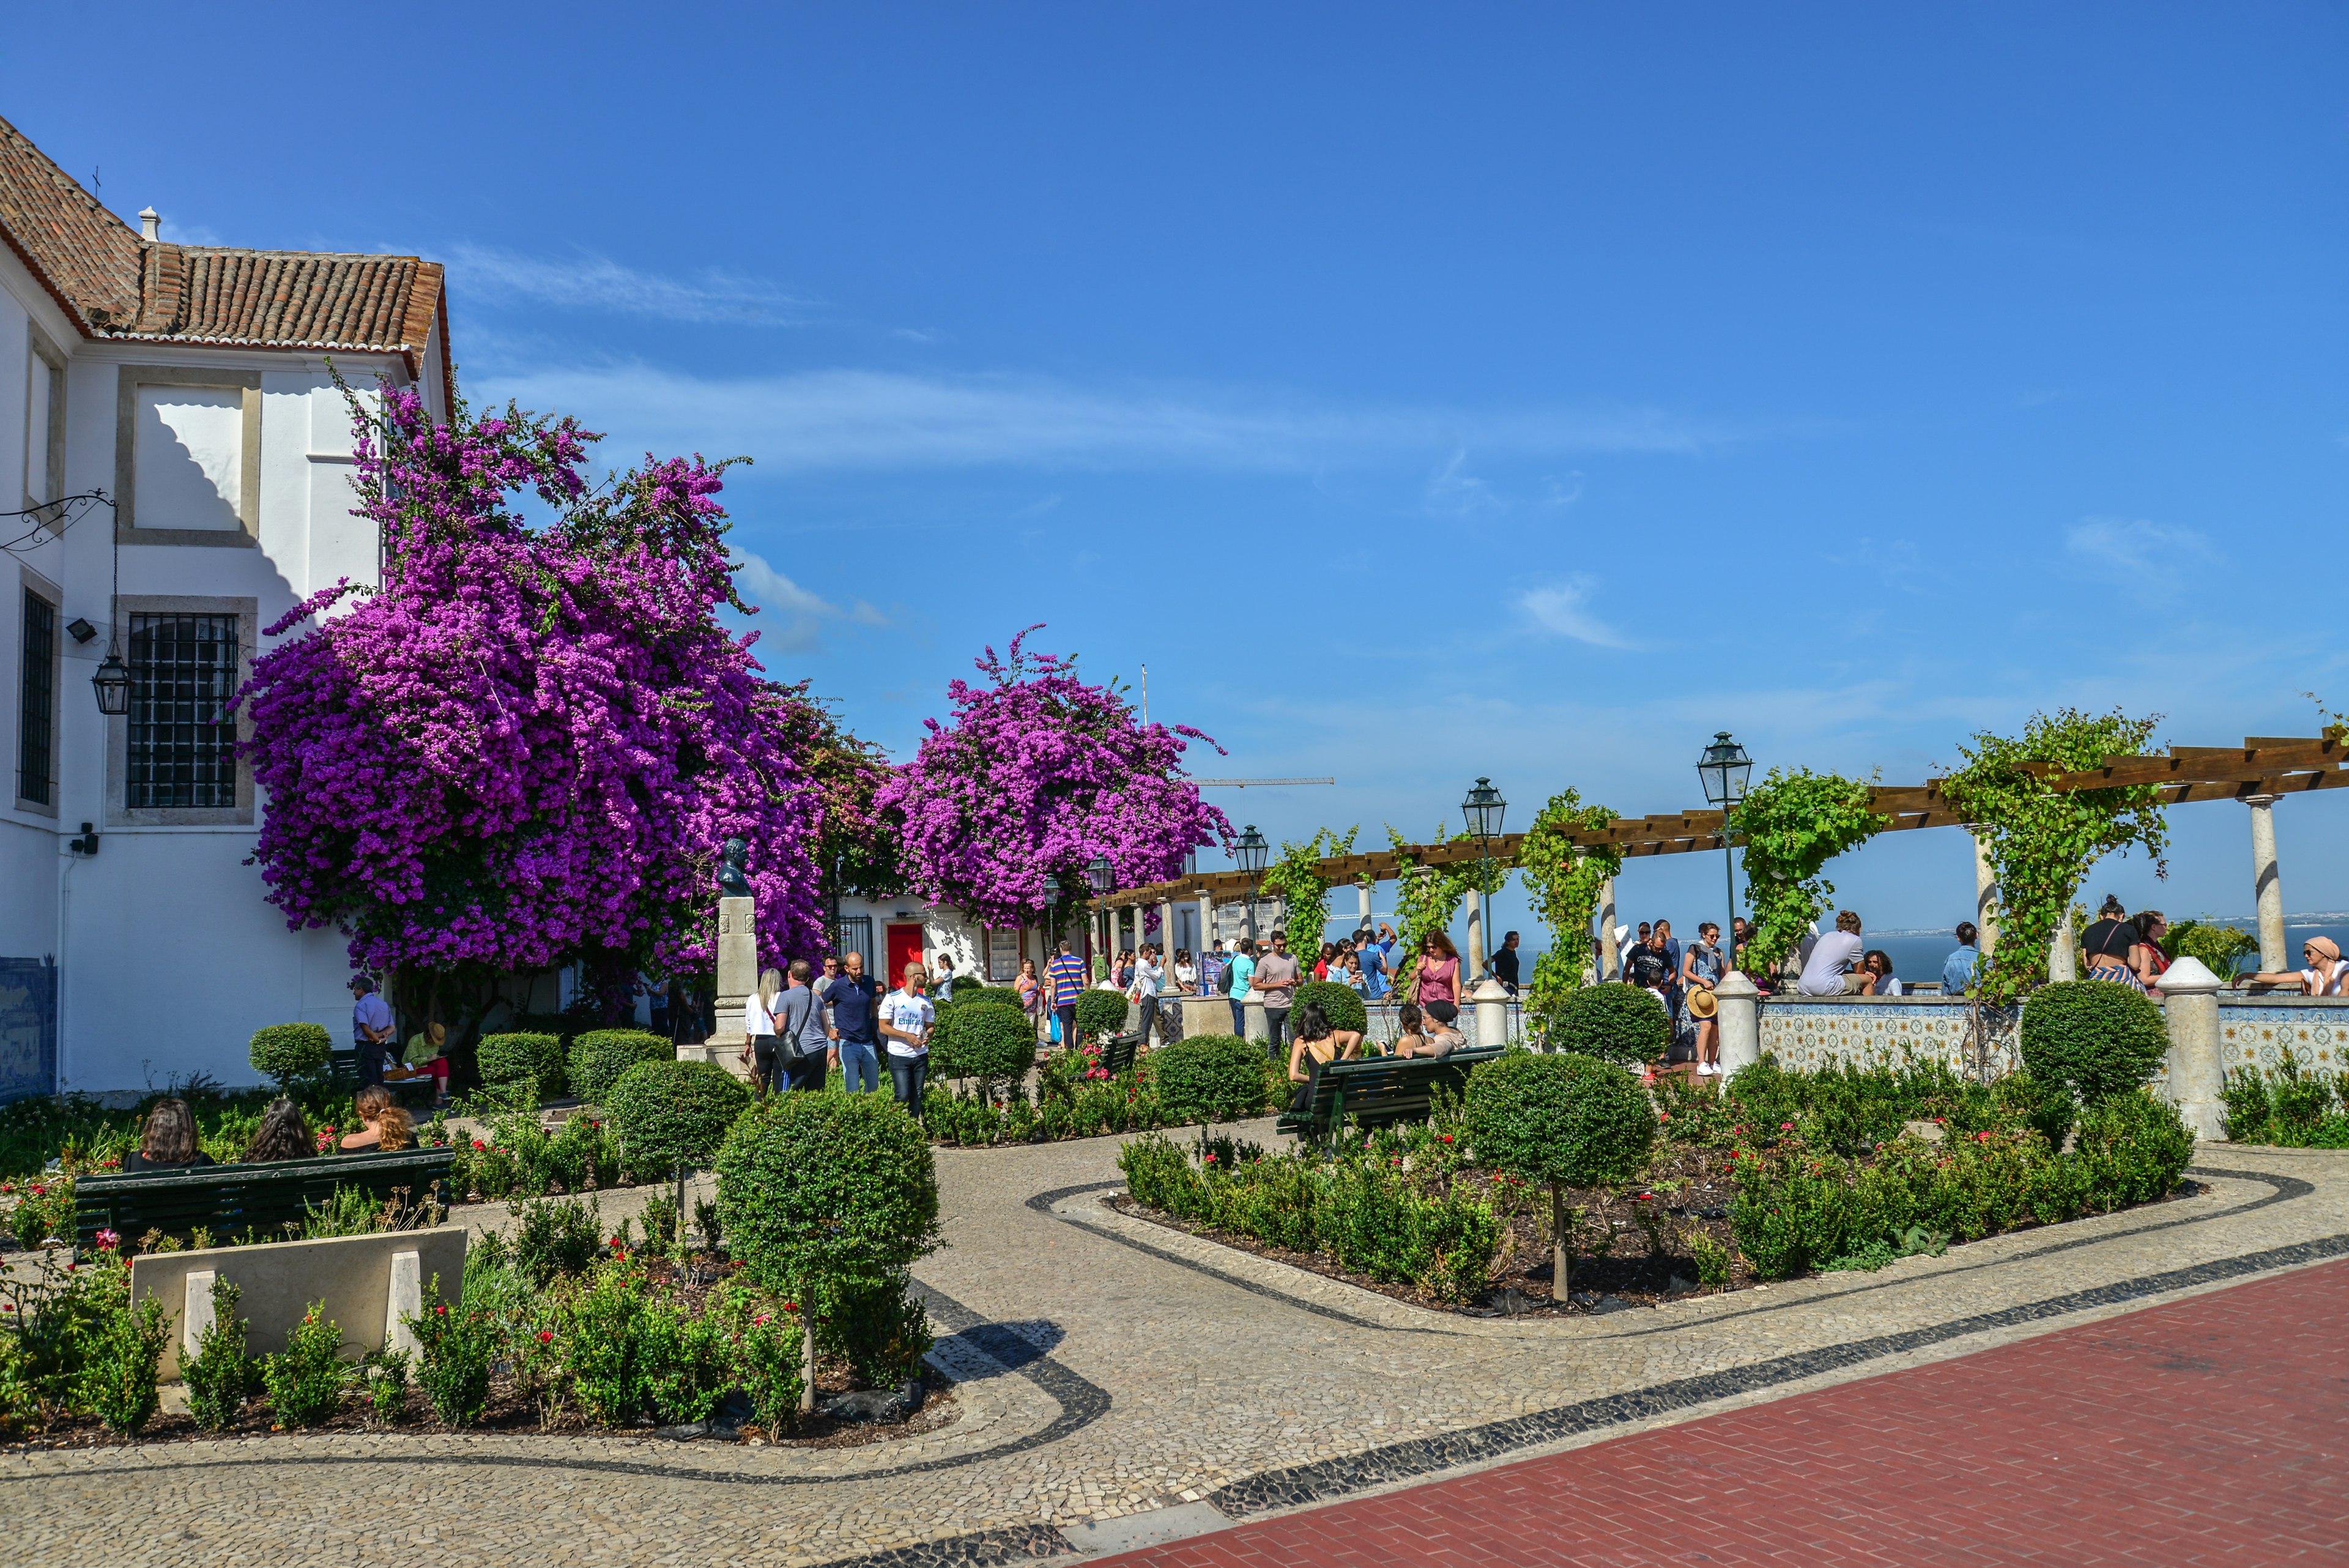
[18,3,2349,939]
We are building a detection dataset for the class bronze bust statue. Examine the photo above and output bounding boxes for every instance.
[716,836,752,897]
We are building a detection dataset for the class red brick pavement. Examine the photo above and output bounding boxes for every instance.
[1105,1259,2349,1567]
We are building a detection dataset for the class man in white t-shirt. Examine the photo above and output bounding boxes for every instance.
[1798,910,1868,996]
[880,962,936,1121]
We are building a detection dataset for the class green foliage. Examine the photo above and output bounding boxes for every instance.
[1074,989,1132,1041]
[446,1109,620,1201]
[1689,1228,1732,1288]
[1384,824,1480,995]
[606,1059,754,1178]
[477,1032,566,1096]
[2222,1056,2349,1146]
[558,1263,657,1425]
[1939,708,2169,1001]
[1149,1035,1277,1125]
[74,1265,170,1435]
[817,1273,934,1388]
[1516,788,1622,1031]
[407,1282,496,1427]
[734,1302,806,1434]
[2161,920,2257,978]
[1705,1055,2074,1157]
[261,1302,348,1427]
[2018,981,2170,1104]
[567,1030,675,1104]
[930,1000,1037,1086]
[365,1349,410,1425]
[182,1275,254,1432]
[1291,981,1367,1036]
[639,1186,681,1256]
[513,1195,605,1285]
[2073,1090,2195,1208]
[714,1093,941,1302]
[248,1023,332,1093]
[1463,1052,1657,1189]
[1728,768,1886,970]
[1552,984,1672,1065]
[642,1294,733,1424]
[1259,827,1358,957]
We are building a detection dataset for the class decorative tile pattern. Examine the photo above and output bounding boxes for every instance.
[1756,998,2017,1079]
[2218,1000,2349,1079]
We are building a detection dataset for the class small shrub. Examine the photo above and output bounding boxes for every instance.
[2019,982,2169,1105]
[1552,984,1672,1065]
[1291,981,1368,1036]
[715,1093,940,1300]
[568,1030,675,1104]
[2161,919,2257,978]
[73,1267,170,1435]
[929,1001,1036,1087]
[365,1349,410,1425]
[408,1284,495,1427]
[2074,1090,2195,1208]
[477,1033,566,1096]
[248,1023,331,1093]
[734,1302,806,1435]
[818,1273,933,1388]
[640,1187,681,1255]
[262,1302,348,1427]
[561,1263,655,1426]
[182,1275,254,1432]
[512,1195,604,1285]
[1689,1229,1732,1288]
[1464,1051,1657,1294]
[642,1295,732,1425]
[1075,989,1132,1042]
[607,1059,754,1179]
[1149,1035,1274,1126]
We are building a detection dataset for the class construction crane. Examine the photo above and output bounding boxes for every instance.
[1191,778,1337,787]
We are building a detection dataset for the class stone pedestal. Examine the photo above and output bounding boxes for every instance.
[1972,831,1999,959]
[2248,795,2287,973]
[1715,970,1761,1076]
[2160,956,2227,1141]
[711,895,757,1081]
[1470,977,1510,1052]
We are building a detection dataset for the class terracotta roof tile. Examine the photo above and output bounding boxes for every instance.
[0,111,144,332]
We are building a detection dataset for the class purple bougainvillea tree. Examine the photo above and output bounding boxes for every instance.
[237,384,826,1019]
[875,627,1230,927]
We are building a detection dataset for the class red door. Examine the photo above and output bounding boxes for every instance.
[885,924,926,989]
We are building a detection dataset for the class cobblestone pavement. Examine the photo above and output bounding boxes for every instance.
[1094,1251,2349,1567]
[7,1131,2348,1567]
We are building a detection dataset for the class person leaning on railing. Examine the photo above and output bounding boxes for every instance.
[2236,935,2349,997]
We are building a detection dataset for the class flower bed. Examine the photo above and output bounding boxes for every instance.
[2221,1055,2349,1147]
[921,1038,1287,1148]
[1113,1056,2200,1313]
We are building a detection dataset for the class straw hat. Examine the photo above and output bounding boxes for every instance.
[1685,987,1719,1020]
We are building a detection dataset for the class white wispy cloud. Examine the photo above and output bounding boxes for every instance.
[447,244,815,325]
[729,549,888,652]
[470,362,1753,474]
[2065,516,2217,601]
[1518,576,1633,648]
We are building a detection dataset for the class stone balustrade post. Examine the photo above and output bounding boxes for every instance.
[2159,956,2227,1140]
[1715,970,1761,1076]
[1972,831,1999,959]
[1471,976,1511,1051]
[1598,879,1620,979]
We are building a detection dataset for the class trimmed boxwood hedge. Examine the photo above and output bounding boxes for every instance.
[1464,1050,1657,1189]
[1075,989,1132,1042]
[714,1091,940,1298]
[1290,981,1367,1036]
[606,1058,754,1178]
[930,1000,1036,1085]
[567,1029,675,1104]
[249,1022,332,1090]
[2019,981,2169,1105]
[477,1032,566,1095]
[1148,1034,1275,1124]
[1551,983,1672,1064]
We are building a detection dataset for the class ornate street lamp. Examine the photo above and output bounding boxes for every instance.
[1233,824,1269,940]
[91,651,130,716]
[1460,779,1507,978]
[1697,732,1754,962]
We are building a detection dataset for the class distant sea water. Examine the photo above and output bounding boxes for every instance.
[1871,915,2349,987]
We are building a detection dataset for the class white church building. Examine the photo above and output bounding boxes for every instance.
[0,113,454,1098]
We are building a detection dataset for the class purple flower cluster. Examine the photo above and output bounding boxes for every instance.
[875,627,1230,927]
[237,386,825,981]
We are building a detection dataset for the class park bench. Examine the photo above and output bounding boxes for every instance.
[325,1047,439,1109]
[1094,1029,1146,1079]
[71,1146,455,1250]
[1276,1046,1505,1145]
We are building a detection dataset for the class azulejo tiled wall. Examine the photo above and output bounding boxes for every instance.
[2218,1001,2349,1076]
[1756,997,2019,1079]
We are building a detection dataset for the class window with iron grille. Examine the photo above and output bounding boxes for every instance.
[831,913,874,972]
[128,612,237,808]
[18,590,54,805]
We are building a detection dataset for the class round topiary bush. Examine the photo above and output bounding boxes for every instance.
[2019,980,2169,1104]
[476,1032,566,1095]
[249,1023,331,1091]
[714,1091,941,1296]
[567,1030,675,1104]
[930,1000,1036,1086]
[1075,989,1133,1042]
[1291,981,1368,1036]
[1463,1050,1657,1294]
[607,1058,754,1178]
[1551,984,1672,1064]
[1149,1034,1274,1125]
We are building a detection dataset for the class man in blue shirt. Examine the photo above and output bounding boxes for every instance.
[823,951,884,1094]
[348,975,395,1088]
[1359,932,1388,997]
[1225,937,1256,1038]
[1942,923,1981,996]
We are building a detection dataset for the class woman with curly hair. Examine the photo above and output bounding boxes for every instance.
[243,1098,314,1162]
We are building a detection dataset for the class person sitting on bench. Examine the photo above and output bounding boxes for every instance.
[1284,1001,1365,1109]
[1393,1000,1465,1060]
[340,1084,414,1153]
[384,1022,451,1105]
[122,1098,215,1173]
[243,1098,313,1162]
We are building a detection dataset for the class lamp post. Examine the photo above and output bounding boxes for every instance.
[1233,824,1269,941]
[1696,732,1753,963]
[1058,869,1090,972]
[1460,778,1506,978]
[1088,855,1116,974]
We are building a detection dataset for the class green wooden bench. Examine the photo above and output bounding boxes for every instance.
[1095,1030,1146,1079]
[325,1047,437,1108]
[71,1146,455,1250]
[1275,1046,1505,1145]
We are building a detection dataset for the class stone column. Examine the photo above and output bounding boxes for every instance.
[712,894,757,1078]
[1715,970,1761,1076]
[1597,879,1620,979]
[1972,831,1999,959]
[1356,878,1373,937]
[1466,888,1486,980]
[2248,795,2287,972]
[2049,909,2077,983]
[1196,888,1215,986]
[1470,976,1510,1051]
[1157,895,1174,973]
[2159,956,2227,1140]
